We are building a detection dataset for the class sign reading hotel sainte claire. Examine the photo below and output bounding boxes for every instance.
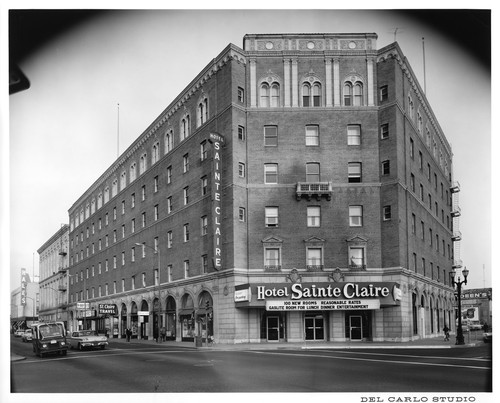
[234,282,402,311]
[209,132,224,270]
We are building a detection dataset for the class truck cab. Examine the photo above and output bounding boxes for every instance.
[31,321,68,358]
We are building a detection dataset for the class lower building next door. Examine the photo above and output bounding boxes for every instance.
[305,314,324,340]
[350,315,363,340]
[267,316,280,341]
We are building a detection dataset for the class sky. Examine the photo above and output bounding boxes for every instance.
[2,5,494,297]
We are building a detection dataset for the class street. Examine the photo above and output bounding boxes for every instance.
[11,335,492,393]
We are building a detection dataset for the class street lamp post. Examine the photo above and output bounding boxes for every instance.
[450,266,470,345]
[135,242,161,342]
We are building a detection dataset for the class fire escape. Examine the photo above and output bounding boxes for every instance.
[450,181,462,270]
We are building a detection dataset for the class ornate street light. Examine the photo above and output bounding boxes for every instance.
[450,266,470,345]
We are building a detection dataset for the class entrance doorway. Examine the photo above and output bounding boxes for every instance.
[305,314,325,340]
[267,316,280,341]
[349,315,363,340]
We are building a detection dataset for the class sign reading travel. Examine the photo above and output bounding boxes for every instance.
[98,303,118,315]
[209,132,224,270]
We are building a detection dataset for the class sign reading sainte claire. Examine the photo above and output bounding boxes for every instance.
[209,132,224,270]
[235,282,401,311]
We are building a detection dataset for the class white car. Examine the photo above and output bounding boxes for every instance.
[14,329,25,337]
[68,330,109,350]
[22,329,33,342]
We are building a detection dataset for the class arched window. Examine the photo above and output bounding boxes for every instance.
[312,83,321,106]
[270,83,280,107]
[152,142,160,164]
[197,97,209,127]
[139,153,147,174]
[302,83,311,106]
[343,83,352,106]
[130,162,136,182]
[353,83,363,106]
[164,130,173,154]
[260,83,270,107]
[181,115,190,141]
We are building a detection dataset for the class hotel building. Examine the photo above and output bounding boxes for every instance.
[66,33,461,343]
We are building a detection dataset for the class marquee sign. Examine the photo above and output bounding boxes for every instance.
[235,282,401,310]
[209,132,224,270]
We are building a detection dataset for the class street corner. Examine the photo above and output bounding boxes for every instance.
[11,353,26,362]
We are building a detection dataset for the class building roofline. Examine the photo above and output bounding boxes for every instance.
[37,224,69,253]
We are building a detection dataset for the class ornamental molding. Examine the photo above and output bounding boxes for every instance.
[259,69,282,85]
[328,268,345,283]
[287,268,302,284]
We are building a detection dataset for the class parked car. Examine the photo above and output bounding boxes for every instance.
[483,330,492,343]
[469,321,483,331]
[68,330,108,350]
[22,329,33,342]
[14,329,25,337]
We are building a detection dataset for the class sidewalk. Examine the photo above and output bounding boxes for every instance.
[108,335,484,350]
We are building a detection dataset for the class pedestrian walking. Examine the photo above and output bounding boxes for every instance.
[160,327,166,342]
[126,328,131,342]
[443,324,450,341]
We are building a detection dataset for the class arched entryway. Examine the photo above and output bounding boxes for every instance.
[197,291,213,343]
[120,303,127,338]
[180,294,195,341]
[130,301,138,339]
[165,296,177,340]
[139,300,149,339]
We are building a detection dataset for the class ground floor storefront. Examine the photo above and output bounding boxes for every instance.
[65,269,456,344]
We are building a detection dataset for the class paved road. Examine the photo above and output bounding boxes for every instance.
[11,336,491,393]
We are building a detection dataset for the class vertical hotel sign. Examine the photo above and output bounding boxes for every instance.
[20,268,28,306]
[209,132,224,270]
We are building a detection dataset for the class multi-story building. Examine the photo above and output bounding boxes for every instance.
[37,225,70,328]
[66,33,460,343]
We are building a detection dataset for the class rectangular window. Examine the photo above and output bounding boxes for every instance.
[183,154,189,173]
[131,193,135,208]
[306,162,320,182]
[349,205,363,227]
[265,207,279,227]
[131,276,135,290]
[201,176,208,195]
[154,176,159,193]
[305,125,319,146]
[167,231,173,248]
[349,246,365,268]
[121,200,125,214]
[154,269,159,286]
[238,163,246,178]
[264,126,278,146]
[167,197,173,213]
[239,207,246,222]
[131,218,135,233]
[410,138,414,159]
[122,279,125,292]
[202,255,208,274]
[142,212,146,228]
[238,125,245,140]
[237,87,244,103]
[410,174,415,192]
[200,141,208,161]
[264,248,280,268]
[348,162,362,183]
[141,185,146,201]
[307,206,320,227]
[184,260,190,278]
[167,265,172,282]
[201,215,208,235]
[307,248,322,268]
[411,213,416,234]
[382,160,390,175]
[183,224,189,242]
[131,247,135,262]
[142,273,146,288]
[380,123,389,139]
[383,205,391,221]
[183,187,189,205]
[167,166,172,184]
[154,204,159,221]
[121,252,125,266]
[379,85,388,102]
[264,163,278,184]
[347,125,361,145]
